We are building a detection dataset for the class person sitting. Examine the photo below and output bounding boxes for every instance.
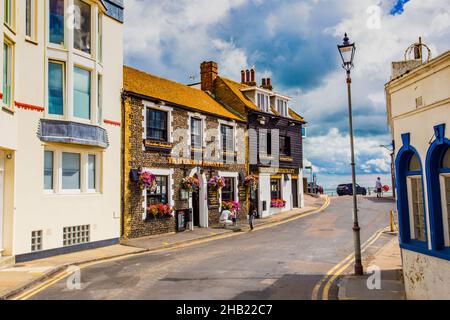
[219,209,234,226]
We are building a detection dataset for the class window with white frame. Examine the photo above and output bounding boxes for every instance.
[2,40,13,108]
[407,153,426,242]
[440,148,450,246]
[25,0,37,40]
[48,60,65,116]
[44,149,101,193]
[73,66,91,120]
[73,0,92,54]
[49,0,65,46]
[221,124,234,154]
[190,117,203,149]
[257,93,269,112]
[97,74,103,124]
[97,12,103,62]
[277,99,288,117]
[4,0,14,28]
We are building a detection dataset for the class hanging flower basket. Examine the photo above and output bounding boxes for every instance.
[181,176,200,193]
[139,169,156,191]
[244,174,258,190]
[208,176,225,192]
[271,199,286,208]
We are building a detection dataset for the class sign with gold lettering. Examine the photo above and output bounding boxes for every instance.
[208,188,220,209]
[259,167,299,175]
[167,157,226,168]
[144,140,174,150]
[238,186,247,202]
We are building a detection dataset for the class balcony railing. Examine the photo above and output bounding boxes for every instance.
[38,119,109,148]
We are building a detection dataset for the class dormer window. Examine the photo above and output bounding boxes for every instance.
[257,92,269,112]
[277,99,288,117]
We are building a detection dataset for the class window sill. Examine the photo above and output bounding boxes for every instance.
[25,37,38,46]
[44,191,102,197]
[1,105,15,115]
[4,23,16,35]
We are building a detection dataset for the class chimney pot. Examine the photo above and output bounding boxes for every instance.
[246,70,250,83]
[241,70,245,83]
[267,78,271,86]
[251,69,255,83]
[262,78,267,87]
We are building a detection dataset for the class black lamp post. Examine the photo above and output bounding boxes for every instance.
[338,33,364,276]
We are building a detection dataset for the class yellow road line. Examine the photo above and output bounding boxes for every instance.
[311,226,389,300]
[13,197,331,301]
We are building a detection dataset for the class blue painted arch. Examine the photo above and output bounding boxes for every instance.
[425,124,450,254]
[395,133,428,248]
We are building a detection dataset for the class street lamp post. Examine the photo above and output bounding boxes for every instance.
[338,33,364,276]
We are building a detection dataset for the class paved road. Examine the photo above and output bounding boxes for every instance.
[31,196,395,300]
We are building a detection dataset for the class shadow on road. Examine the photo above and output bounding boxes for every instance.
[230,274,338,300]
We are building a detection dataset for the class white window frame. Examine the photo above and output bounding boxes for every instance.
[407,175,425,241]
[440,173,450,247]
[2,38,14,110]
[4,0,16,31]
[25,0,38,42]
[218,119,237,154]
[142,101,173,150]
[44,147,102,195]
[47,0,67,49]
[218,171,239,212]
[47,59,66,119]
[72,64,93,123]
[72,0,94,58]
[142,168,174,221]
[188,112,206,151]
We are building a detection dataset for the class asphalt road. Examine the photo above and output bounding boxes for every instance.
[31,196,396,300]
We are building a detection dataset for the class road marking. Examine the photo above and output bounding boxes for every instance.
[13,197,331,301]
[311,226,389,300]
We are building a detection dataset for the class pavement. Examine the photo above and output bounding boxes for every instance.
[337,231,406,300]
[0,195,325,300]
[13,195,395,300]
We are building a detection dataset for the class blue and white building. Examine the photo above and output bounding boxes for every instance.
[386,49,450,299]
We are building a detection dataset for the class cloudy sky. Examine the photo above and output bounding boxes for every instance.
[123,0,450,188]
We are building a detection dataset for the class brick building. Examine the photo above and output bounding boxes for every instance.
[199,62,306,218]
[122,66,248,239]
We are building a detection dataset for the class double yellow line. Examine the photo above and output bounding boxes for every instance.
[13,197,331,301]
[311,225,389,300]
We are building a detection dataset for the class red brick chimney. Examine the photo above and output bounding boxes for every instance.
[261,77,273,91]
[246,70,250,83]
[241,70,245,83]
[251,68,255,83]
[200,61,218,92]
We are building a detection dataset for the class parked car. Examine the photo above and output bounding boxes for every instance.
[337,183,367,196]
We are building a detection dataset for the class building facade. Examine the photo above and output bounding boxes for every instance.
[386,49,450,299]
[0,0,124,262]
[200,62,306,218]
[122,66,249,239]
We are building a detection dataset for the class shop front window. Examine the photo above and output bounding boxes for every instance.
[221,177,235,202]
[147,176,168,206]
[271,179,281,200]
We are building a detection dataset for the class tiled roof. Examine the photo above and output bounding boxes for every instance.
[288,108,305,122]
[124,66,244,121]
[220,77,259,111]
[220,76,305,123]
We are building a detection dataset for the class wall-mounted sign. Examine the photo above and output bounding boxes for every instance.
[280,156,294,162]
[208,189,220,209]
[144,140,174,150]
[167,157,226,168]
[238,186,247,202]
[259,167,299,175]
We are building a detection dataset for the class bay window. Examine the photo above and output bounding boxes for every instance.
[74,0,91,54]
[48,61,65,115]
[44,150,101,193]
[73,66,91,120]
[146,108,168,141]
[49,0,65,45]
[97,74,103,124]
